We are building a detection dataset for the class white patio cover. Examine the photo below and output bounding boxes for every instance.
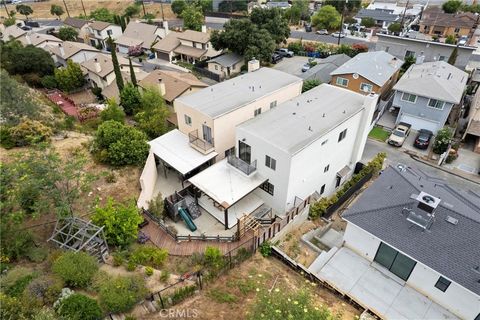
[149,129,217,176]
[188,159,267,209]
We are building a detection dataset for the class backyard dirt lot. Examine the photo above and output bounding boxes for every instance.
[143,253,362,320]
[3,0,176,20]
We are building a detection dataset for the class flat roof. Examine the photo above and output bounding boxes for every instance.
[188,159,267,209]
[237,84,369,155]
[149,129,217,175]
[175,68,302,119]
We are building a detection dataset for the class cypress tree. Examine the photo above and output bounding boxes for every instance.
[447,45,458,66]
[108,37,124,92]
[129,58,137,87]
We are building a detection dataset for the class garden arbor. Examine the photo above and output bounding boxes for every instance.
[48,217,109,263]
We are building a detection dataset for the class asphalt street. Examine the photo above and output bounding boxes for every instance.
[362,139,479,192]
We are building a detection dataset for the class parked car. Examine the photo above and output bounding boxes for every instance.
[301,63,311,72]
[20,26,32,31]
[388,122,411,147]
[331,32,346,38]
[413,129,433,149]
[275,48,294,58]
[316,29,329,35]
[305,24,312,32]
[25,21,40,28]
[458,36,468,46]
[271,53,283,64]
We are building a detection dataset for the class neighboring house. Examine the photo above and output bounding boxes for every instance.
[301,54,351,83]
[392,61,468,133]
[115,21,168,55]
[341,165,480,320]
[137,67,303,208]
[375,34,475,70]
[102,71,148,102]
[81,53,142,90]
[63,17,90,43]
[463,88,480,153]
[0,25,27,42]
[225,84,377,216]
[355,8,400,29]
[419,7,477,38]
[20,33,63,49]
[153,29,222,63]
[138,70,208,106]
[266,1,290,9]
[87,21,122,50]
[207,52,244,80]
[330,51,402,98]
[366,1,422,16]
[46,41,99,66]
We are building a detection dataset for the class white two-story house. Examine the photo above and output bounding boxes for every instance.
[87,21,122,51]
[392,61,468,133]
[46,41,99,67]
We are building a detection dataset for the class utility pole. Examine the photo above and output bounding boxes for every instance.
[338,0,348,45]
[141,0,146,17]
[80,0,87,17]
[3,2,10,18]
[62,0,70,17]
[399,0,410,35]
[160,2,165,21]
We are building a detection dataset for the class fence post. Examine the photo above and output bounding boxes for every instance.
[159,292,165,309]
[229,251,232,269]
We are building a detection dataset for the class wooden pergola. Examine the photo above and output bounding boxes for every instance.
[48,217,109,263]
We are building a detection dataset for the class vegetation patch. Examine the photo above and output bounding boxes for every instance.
[368,126,390,142]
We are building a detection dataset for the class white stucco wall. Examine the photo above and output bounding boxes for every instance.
[69,51,99,65]
[137,151,158,209]
[343,222,480,320]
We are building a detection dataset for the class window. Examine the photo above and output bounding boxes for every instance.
[265,155,276,170]
[360,83,373,93]
[438,55,446,61]
[261,181,274,195]
[324,164,330,173]
[321,139,328,145]
[374,242,416,281]
[335,175,342,188]
[225,147,235,158]
[428,99,445,110]
[338,129,347,142]
[254,108,262,117]
[96,30,101,36]
[435,277,451,292]
[270,101,277,109]
[320,184,325,195]
[214,65,218,70]
[202,124,213,144]
[405,50,416,59]
[184,115,192,125]
[336,77,349,87]
[454,28,460,33]
[238,141,251,163]
[401,92,417,103]
[107,29,112,36]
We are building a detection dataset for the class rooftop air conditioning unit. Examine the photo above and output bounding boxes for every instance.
[416,191,441,214]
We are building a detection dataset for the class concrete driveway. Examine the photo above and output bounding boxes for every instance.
[271,56,312,77]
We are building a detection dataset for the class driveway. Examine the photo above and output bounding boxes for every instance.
[271,56,311,77]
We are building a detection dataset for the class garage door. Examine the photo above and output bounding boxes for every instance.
[156,51,170,61]
[399,114,440,133]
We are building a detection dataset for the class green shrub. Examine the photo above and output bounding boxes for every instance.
[98,275,147,313]
[0,126,15,149]
[159,269,170,283]
[112,251,126,267]
[168,285,197,306]
[204,246,223,269]
[208,288,236,303]
[8,119,52,147]
[26,246,48,263]
[129,245,168,267]
[433,127,453,154]
[100,99,125,123]
[145,266,154,276]
[40,75,57,89]
[24,275,63,306]
[259,241,273,257]
[148,193,165,219]
[33,308,58,320]
[57,293,102,320]
[287,41,303,54]
[126,260,137,272]
[0,292,27,319]
[104,171,117,183]
[0,267,37,297]
[52,251,98,288]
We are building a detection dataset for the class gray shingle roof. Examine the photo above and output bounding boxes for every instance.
[393,61,468,104]
[301,54,351,83]
[208,52,243,68]
[330,51,403,86]
[355,8,400,22]
[343,166,480,296]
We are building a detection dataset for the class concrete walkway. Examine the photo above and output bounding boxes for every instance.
[309,248,460,320]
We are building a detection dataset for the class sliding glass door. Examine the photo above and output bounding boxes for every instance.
[238,141,251,164]
[374,242,416,281]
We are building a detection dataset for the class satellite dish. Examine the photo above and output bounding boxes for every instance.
[353,73,359,79]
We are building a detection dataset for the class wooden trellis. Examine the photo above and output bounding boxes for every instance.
[48,217,109,263]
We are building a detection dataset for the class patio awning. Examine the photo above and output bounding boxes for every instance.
[149,129,217,176]
[173,45,207,58]
[188,159,267,209]
[337,165,351,178]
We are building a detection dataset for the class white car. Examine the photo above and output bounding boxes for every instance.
[331,32,346,38]
[316,29,328,35]
[12,0,22,4]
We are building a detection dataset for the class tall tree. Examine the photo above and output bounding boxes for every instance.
[182,4,204,31]
[1,40,55,76]
[58,26,79,41]
[448,45,459,66]
[324,0,361,13]
[50,4,64,19]
[129,58,137,86]
[250,8,290,44]
[135,86,171,139]
[120,83,141,115]
[15,4,33,19]
[108,37,124,92]
[442,0,462,13]
[311,5,341,30]
[54,60,85,93]
[171,0,187,16]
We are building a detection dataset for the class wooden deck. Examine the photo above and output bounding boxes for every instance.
[141,214,255,256]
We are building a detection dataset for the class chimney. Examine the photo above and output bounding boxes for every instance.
[25,34,32,45]
[58,43,65,57]
[94,58,101,73]
[248,58,260,72]
[201,25,207,33]
[390,57,398,67]
[416,54,425,64]
[163,21,169,35]
[158,78,166,96]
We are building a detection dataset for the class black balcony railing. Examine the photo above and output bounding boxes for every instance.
[227,155,257,175]
[188,129,214,153]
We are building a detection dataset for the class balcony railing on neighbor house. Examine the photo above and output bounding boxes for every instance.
[227,155,257,175]
[188,129,214,153]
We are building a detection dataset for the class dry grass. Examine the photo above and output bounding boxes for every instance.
[3,0,176,20]
[143,254,361,320]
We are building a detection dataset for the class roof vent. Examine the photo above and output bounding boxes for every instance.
[396,163,407,172]
[445,216,458,225]
[416,191,441,214]
[322,113,325,117]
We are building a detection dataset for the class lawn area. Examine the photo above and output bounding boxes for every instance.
[369,126,390,142]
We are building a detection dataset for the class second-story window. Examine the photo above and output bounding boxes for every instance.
[270,101,277,109]
[324,164,329,173]
[338,129,347,142]
[261,181,274,195]
[184,114,192,126]
[254,108,262,117]
[107,29,112,36]
[265,155,276,170]
[336,77,349,87]
[97,30,101,36]
[360,83,373,93]
[428,99,445,110]
[401,92,417,103]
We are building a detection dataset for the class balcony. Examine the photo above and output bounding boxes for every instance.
[188,129,215,154]
[227,155,257,176]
